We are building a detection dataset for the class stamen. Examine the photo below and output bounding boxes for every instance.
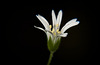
[56,24,59,27]
[49,25,52,29]
[49,24,61,36]
[57,29,61,34]
[57,29,59,32]
[58,31,61,34]
[51,28,54,33]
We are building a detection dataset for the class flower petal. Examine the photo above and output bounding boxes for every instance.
[59,33,68,37]
[57,10,63,27]
[52,10,56,26]
[34,26,53,40]
[36,14,50,31]
[34,26,46,32]
[46,32,53,40]
[61,18,80,33]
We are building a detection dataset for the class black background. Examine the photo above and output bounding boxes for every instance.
[7,1,99,65]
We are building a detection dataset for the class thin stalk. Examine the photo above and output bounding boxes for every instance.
[47,52,54,65]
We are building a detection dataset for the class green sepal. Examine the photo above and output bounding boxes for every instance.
[47,36,61,52]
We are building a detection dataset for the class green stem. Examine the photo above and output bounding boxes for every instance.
[47,52,54,65]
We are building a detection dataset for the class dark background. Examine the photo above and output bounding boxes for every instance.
[7,1,99,65]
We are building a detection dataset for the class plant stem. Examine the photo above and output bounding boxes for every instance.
[47,52,54,65]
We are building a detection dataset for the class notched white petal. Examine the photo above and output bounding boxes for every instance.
[57,10,63,27]
[36,14,50,31]
[46,32,53,40]
[63,18,77,26]
[34,26,46,32]
[61,18,79,33]
[59,33,68,37]
[76,21,80,24]
[52,10,56,26]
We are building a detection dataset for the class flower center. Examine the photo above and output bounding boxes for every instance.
[49,24,61,36]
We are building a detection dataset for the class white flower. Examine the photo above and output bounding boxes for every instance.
[34,10,79,46]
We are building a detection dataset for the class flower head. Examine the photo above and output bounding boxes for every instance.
[34,10,80,52]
